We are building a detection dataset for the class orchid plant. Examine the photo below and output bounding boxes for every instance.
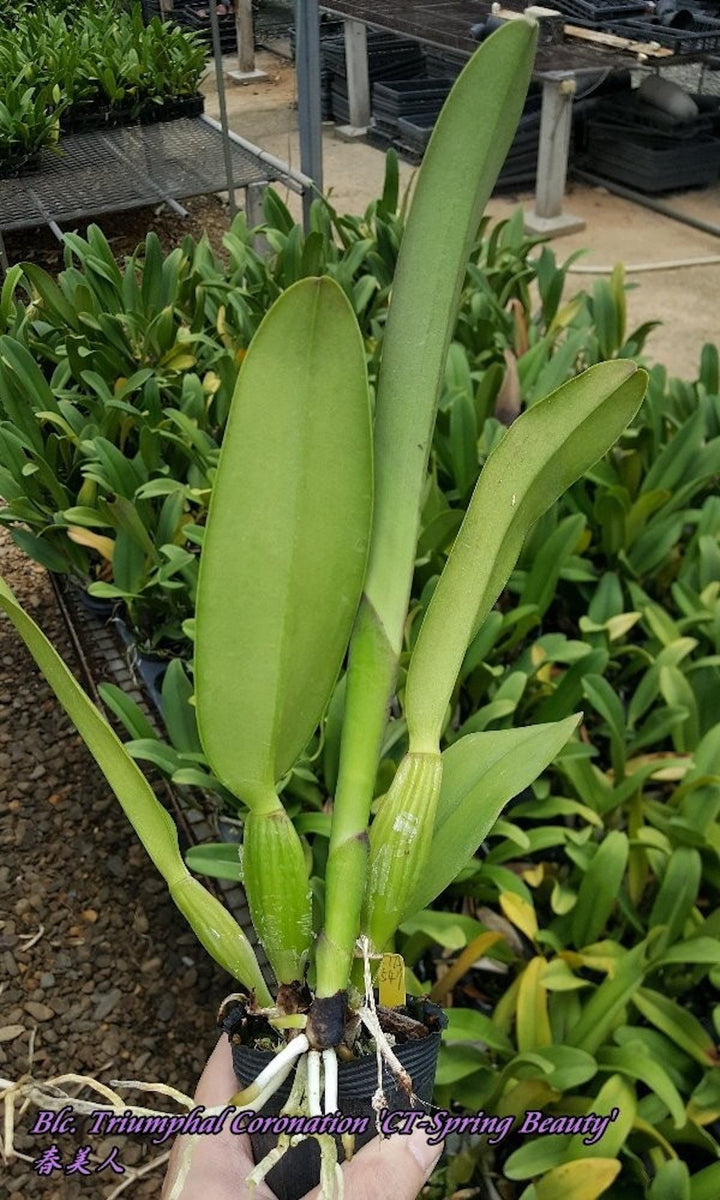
[0,18,648,1198]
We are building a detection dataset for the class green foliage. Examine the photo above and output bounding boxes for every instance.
[0,0,207,145]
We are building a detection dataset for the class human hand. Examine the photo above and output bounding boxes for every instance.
[162,1037,443,1199]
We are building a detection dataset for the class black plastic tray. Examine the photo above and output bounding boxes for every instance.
[582,126,720,190]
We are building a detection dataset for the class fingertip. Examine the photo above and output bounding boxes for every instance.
[406,1125,444,1178]
[194,1034,237,1104]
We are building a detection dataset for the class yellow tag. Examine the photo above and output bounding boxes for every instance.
[377,953,406,1008]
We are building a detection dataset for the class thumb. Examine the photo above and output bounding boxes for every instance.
[307,1126,443,1200]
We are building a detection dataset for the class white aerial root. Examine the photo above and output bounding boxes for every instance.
[322,1048,338,1115]
[246,1046,346,1200]
[307,1050,322,1117]
[247,1057,298,1114]
[246,1132,309,1188]
[232,1032,309,1106]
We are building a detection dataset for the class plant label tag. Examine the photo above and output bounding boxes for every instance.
[377,953,405,1008]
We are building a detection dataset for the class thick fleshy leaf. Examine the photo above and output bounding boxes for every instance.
[633,987,716,1065]
[405,716,580,919]
[406,361,648,749]
[315,19,539,1001]
[598,1042,686,1129]
[195,277,372,807]
[0,573,270,1003]
[649,1160,691,1200]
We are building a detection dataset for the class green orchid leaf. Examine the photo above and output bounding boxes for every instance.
[568,938,653,1054]
[0,572,270,1003]
[598,1042,686,1129]
[443,1007,514,1054]
[406,361,647,749]
[572,831,629,949]
[98,682,157,742]
[405,715,580,919]
[649,846,702,948]
[185,842,243,883]
[633,988,716,1065]
[195,276,372,808]
[649,1161,691,1200]
[316,18,539,999]
[161,658,202,755]
[690,1162,720,1200]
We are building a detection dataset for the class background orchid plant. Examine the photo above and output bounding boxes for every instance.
[0,18,649,1197]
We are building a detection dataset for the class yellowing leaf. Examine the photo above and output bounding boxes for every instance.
[606,612,642,640]
[202,371,221,395]
[516,956,552,1051]
[535,1158,621,1200]
[501,891,538,942]
[163,353,197,372]
[67,527,115,562]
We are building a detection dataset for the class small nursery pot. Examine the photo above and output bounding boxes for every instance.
[0,151,42,179]
[75,586,117,620]
[224,999,445,1200]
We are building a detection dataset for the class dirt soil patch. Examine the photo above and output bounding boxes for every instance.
[3,194,234,274]
[0,529,230,1199]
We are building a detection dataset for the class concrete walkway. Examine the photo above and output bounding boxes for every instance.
[205,50,720,380]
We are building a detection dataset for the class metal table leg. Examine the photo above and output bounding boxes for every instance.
[296,0,324,226]
[525,73,585,237]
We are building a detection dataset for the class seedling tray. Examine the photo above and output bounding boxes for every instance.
[372,78,454,132]
[588,94,714,136]
[553,0,646,21]
[323,31,425,78]
[609,15,720,50]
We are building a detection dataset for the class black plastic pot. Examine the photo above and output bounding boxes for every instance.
[75,587,117,620]
[61,101,107,133]
[0,151,42,179]
[112,616,169,715]
[225,1000,445,1200]
[140,94,206,125]
[105,105,141,130]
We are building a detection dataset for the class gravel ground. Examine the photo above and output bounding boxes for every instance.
[0,529,230,1199]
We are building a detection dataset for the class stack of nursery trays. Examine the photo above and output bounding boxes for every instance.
[158,0,237,54]
[369,78,455,152]
[577,87,720,190]
[424,46,467,80]
[389,82,542,191]
[496,87,543,189]
[325,31,426,125]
